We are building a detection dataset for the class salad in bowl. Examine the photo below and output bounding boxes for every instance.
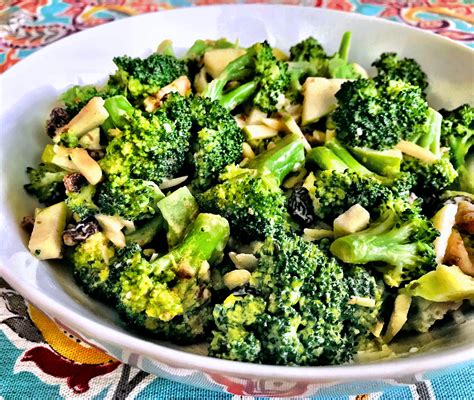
[22,31,474,367]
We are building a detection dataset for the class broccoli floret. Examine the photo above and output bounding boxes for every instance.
[458,152,474,194]
[401,153,458,195]
[107,53,188,102]
[333,78,429,150]
[210,294,266,362]
[303,170,391,222]
[97,178,164,221]
[440,104,474,171]
[372,52,428,92]
[330,199,438,287]
[198,169,289,241]
[189,96,244,190]
[60,84,102,116]
[65,184,99,221]
[114,213,230,343]
[198,135,304,240]
[210,233,381,365]
[70,232,116,300]
[203,42,290,112]
[24,163,67,204]
[286,32,361,102]
[99,102,191,183]
[289,37,327,62]
[343,266,384,348]
[401,107,458,196]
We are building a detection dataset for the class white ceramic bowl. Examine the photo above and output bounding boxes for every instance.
[1,5,473,397]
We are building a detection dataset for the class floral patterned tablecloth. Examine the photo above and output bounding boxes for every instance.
[1,1,473,399]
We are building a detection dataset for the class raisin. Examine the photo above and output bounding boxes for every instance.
[288,187,315,226]
[46,107,70,138]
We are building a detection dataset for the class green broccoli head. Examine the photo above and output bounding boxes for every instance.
[210,233,377,365]
[189,96,244,190]
[440,104,474,170]
[24,163,68,204]
[197,168,290,241]
[330,198,438,287]
[107,53,188,101]
[65,184,99,221]
[252,41,290,113]
[372,52,428,91]
[289,37,328,62]
[97,178,164,221]
[303,170,391,222]
[70,232,116,300]
[333,78,429,150]
[99,106,191,183]
[343,266,384,348]
[202,42,290,113]
[114,213,230,343]
[60,84,102,116]
[401,153,458,196]
[209,294,266,362]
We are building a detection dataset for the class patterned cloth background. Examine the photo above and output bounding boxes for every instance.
[0,1,473,399]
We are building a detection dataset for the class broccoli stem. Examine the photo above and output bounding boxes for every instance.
[338,31,352,62]
[102,95,135,130]
[125,215,163,247]
[330,212,418,268]
[152,213,230,277]
[325,134,374,176]
[220,80,258,110]
[246,133,305,184]
[306,147,348,172]
[409,108,442,155]
[202,48,256,101]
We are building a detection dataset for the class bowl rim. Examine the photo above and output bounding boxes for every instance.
[1,4,473,381]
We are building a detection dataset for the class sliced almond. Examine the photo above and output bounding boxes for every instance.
[395,140,438,163]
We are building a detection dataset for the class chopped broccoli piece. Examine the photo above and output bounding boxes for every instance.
[203,42,290,113]
[303,170,390,222]
[333,78,429,150]
[24,163,67,204]
[60,85,102,116]
[210,233,382,365]
[330,199,438,287]
[125,215,163,247]
[189,96,244,190]
[107,53,188,102]
[65,184,99,221]
[289,37,327,62]
[99,99,191,183]
[70,232,115,300]
[97,178,164,221]
[372,52,428,92]
[114,213,230,343]
[198,136,303,240]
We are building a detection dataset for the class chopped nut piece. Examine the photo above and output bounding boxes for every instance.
[62,219,100,246]
[223,269,251,290]
[445,229,474,276]
[456,201,474,234]
[63,173,86,193]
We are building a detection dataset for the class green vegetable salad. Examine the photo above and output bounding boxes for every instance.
[24,33,474,366]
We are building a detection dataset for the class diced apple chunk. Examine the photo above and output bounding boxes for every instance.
[333,204,370,238]
[28,202,68,260]
[243,125,279,141]
[69,148,102,185]
[203,48,246,79]
[54,97,109,141]
[383,293,412,343]
[432,203,458,264]
[302,78,347,126]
